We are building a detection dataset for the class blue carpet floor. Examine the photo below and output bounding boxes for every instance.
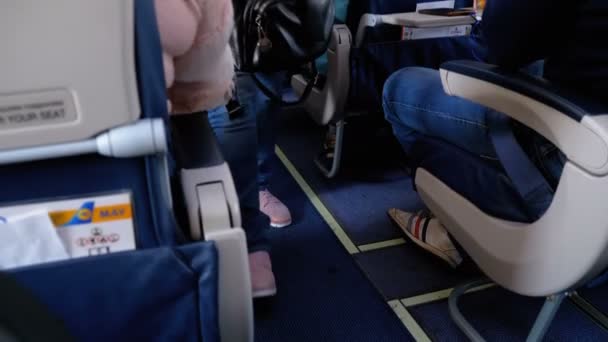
[276,110,479,301]
[272,110,608,340]
[409,287,608,341]
[254,163,413,341]
[275,110,420,246]
[579,283,608,319]
[354,245,477,300]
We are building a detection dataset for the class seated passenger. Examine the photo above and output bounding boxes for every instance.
[383,0,606,267]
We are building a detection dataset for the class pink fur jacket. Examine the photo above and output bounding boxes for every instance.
[155,0,235,114]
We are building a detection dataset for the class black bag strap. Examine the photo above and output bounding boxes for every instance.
[487,112,554,221]
[251,64,319,107]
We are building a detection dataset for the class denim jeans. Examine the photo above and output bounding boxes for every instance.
[207,106,269,252]
[235,71,287,191]
[205,72,287,251]
[382,66,565,187]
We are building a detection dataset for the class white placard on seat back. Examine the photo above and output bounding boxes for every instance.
[0,0,141,150]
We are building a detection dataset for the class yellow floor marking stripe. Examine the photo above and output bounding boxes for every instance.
[275,146,360,254]
[277,145,433,339]
[570,293,608,328]
[401,283,495,308]
[389,300,432,342]
[358,238,407,252]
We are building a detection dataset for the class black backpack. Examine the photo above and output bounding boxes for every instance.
[237,0,335,73]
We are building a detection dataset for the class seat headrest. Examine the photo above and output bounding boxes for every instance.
[0,0,141,150]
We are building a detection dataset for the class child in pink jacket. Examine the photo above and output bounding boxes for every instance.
[155,0,277,298]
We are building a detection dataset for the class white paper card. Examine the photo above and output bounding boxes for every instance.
[0,211,69,269]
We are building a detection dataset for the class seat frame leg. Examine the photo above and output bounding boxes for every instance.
[448,279,567,342]
[315,119,345,178]
[449,279,492,342]
[526,293,566,342]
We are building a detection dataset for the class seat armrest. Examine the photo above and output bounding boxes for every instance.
[171,114,252,341]
[170,113,241,240]
[206,228,253,342]
[413,60,608,297]
[442,60,607,120]
[440,60,608,176]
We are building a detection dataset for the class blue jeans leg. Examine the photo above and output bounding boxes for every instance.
[235,72,286,191]
[382,66,564,183]
[207,106,269,252]
[383,67,496,158]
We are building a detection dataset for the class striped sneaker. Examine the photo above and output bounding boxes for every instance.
[388,208,462,268]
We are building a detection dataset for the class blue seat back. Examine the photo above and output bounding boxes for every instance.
[335,0,349,23]
[0,0,178,249]
[10,240,220,341]
[1,3,224,340]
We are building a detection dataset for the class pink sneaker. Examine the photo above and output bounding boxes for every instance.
[249,251,277,298]
[259,190,292,228]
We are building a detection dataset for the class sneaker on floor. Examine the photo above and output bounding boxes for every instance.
[388,208,463,268]
[259,190,292,228]
[249,251,277,298]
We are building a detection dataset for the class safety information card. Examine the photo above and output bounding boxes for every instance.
[0,192,136,258]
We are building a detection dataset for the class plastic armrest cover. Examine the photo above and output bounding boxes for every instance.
[440,60,608,176]
[441,60,608,121]
[413,60,608,296]
[170,112,241,238]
